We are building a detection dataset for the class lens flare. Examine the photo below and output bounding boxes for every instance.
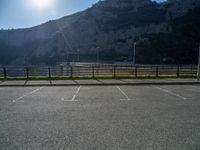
[29,0,53,10]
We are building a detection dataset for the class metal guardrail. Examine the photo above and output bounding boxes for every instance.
[0,65,198,79]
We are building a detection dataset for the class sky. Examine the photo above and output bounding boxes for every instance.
[0,0,165,29]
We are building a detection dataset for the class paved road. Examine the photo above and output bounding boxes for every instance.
[0,85,200,150]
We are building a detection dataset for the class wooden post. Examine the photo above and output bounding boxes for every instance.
[70,66,73,78]
[197,43,200,80]
[3,67,7,79]
[92,66,95,78]
[48,67,51,78]
[177,65,180,77]
[113,66,116,78]
[26,67,29,79]
[135,66,138,77]
[156,66,159,77]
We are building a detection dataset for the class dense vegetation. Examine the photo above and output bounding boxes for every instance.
[100,2,168,31]
[136,7,200,64]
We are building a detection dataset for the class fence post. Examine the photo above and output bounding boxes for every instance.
[3,67,7,80]
[197,44,200,80]
[113,66,116,78]
[177,65,180,77]
[26,67,29,79]
[135,66,138,77]
[156,66,159,77]
[70,66,73,78]
[97,66,99,75]
[92,66,95,78]
[48,67,51,79]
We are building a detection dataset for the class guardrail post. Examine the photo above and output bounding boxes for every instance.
[135,66,138,77]
[48,67,51,78]
[3,67,7,80]
[177,65,180,77]
[70,66,73,78]
[26,67,29,79]
[156,66,159,77]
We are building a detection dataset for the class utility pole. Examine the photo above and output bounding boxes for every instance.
[133,42,137,65]
[197,43,200,80]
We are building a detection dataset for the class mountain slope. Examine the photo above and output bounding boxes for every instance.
[0,0,200,65]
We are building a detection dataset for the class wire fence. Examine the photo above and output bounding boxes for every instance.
[0,65,198,79]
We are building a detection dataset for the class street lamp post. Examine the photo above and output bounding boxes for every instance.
[96,47,100,64]
[197,43,200,80]
[133,42,137,65]
[77,49,80,62]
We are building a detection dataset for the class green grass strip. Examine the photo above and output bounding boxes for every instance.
[0,73,197,80]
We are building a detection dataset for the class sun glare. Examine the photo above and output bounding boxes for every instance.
[29,0,53,10]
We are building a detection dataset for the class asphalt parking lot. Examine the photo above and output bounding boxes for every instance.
[0,85,200,150]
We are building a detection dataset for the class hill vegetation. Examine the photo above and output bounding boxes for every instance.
[0,0,200,65]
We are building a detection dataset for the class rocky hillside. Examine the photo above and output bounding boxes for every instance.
[0,0,200,65]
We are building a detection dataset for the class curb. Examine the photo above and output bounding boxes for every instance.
[0,82,200,87]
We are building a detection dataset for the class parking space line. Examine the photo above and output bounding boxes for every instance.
[61,86,81,101]
[13,87,44,103]
[153,86,187,100]
[116,86,131,101]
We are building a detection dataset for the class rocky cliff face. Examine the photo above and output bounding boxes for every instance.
[0,0,200,65]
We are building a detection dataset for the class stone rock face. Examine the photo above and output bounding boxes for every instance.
[0,0,200,65]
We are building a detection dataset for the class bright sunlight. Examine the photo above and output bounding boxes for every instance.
[29,0,53,10]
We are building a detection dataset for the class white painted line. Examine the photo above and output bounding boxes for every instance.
[153,86,187,100]
[116,86,132,101]
[61,86,81,102]
[13,87,44,103]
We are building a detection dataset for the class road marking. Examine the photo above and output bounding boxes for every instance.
[153,86,187,100]
[116,86,132,101]
[13,87,44,103]
[61,86,81,101]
